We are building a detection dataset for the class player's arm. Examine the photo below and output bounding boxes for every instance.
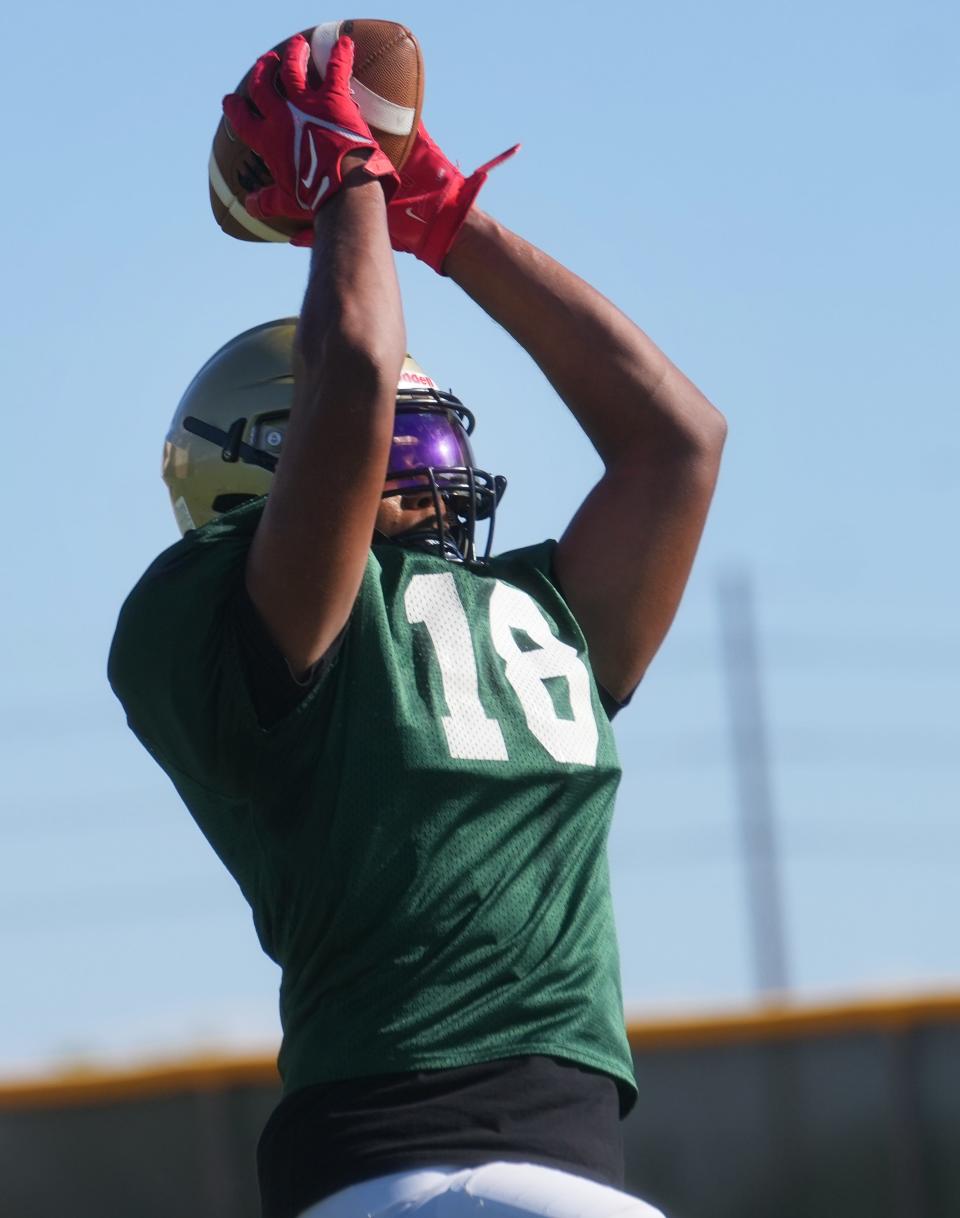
[246,178,403,676]
[444,211,725,702]
[224,36,405,676]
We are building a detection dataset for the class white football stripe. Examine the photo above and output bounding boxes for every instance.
[350,79,416,136]
[208,151,289,243]
[309,23,416,136]
[309,20,343,71]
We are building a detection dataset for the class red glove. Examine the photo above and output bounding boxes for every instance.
[222,34,398,229]
[388,124,520,274]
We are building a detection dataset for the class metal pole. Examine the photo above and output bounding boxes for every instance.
[717,567,789,995]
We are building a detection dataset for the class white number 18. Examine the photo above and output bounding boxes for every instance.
[404,572,598,767]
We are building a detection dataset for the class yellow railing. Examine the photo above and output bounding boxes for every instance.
[3,989,958,1110]
[624,988,960,1048]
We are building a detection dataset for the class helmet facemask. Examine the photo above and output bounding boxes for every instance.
[378,388,506,563]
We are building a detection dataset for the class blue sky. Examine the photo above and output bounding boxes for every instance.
[1,0,957,1073]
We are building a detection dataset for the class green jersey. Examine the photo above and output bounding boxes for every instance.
[109,501,637,1109]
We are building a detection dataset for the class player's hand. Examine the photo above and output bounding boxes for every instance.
[222,34,399,226]
[388,124,520,274]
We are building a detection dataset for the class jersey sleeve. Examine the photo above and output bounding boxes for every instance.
[107,504,342,796]
[233,587,346,730]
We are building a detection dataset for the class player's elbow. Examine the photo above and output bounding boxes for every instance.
[693,399,727,463]
[294,329,404,419]
[669,381,727,456]
[294,302,405,400]
[629,391,727,473]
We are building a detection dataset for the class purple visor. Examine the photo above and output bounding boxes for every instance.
[385,408,477,492]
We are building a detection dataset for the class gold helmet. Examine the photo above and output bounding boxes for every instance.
[163,319,506,560]
[163,319,297,534]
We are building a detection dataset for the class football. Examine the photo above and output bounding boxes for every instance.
[210,19,424,243]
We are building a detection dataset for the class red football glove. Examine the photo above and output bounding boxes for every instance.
[222,34,398,229]
[388,125,520,274]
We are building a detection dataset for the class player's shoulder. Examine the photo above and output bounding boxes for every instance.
[487,538,558,581]
[488,540,628,717]
[109,500,265,691]
[478,538,576,624]
[128,499,264,603]
[482,540,566,609]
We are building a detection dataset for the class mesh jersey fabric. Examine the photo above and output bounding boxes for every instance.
[108,498,637,1110]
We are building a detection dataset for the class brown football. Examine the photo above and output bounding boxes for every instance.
[209,19,424,243]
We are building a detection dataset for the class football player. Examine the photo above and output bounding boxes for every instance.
[109,36,725,1218]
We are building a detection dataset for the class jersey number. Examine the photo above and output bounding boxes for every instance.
[404,572,599,766]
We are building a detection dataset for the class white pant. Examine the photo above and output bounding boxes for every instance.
[297,1162,666,1217]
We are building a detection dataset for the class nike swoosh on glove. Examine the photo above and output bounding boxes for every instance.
[388,124,520,274]
[222,34,399,229]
